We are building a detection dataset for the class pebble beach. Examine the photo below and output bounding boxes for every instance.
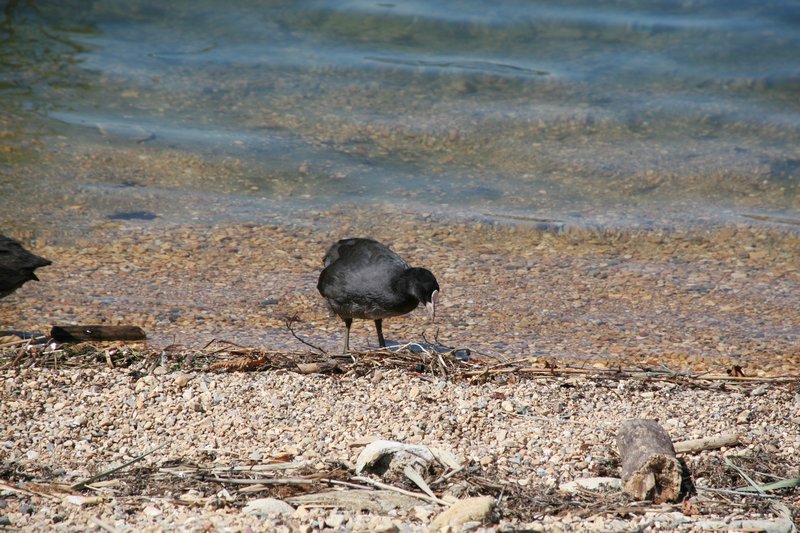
[1,216,799,532]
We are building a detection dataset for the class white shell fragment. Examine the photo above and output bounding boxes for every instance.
[355,440,462,475]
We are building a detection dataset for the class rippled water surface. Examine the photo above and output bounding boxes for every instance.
[1,0,799,232]
[2,0,800,354]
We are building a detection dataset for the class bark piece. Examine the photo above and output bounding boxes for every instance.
[50,325,146,342]
[617,418,682,503]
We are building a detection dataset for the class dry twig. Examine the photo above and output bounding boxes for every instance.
[351,475,449,505]
[71,443,167,491]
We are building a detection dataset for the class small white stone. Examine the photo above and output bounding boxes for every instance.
[143,505,162,517]
[325,513,346,528]
[430,496,495,531]
[243,498,294,517]
[370,517,399,533]
[174,374,193,388]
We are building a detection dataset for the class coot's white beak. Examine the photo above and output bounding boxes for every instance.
[425,289,439,321]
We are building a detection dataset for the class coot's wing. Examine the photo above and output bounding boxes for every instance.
[318,239,409,302]
[322,238,397,268]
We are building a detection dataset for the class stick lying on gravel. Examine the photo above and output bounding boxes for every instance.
[674,433,739,454]
[352,475,450,505]
[71,443,167,490]
[51,325,146,342]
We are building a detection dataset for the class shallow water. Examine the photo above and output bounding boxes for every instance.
[1,1,799,353]
[1,0,799,233]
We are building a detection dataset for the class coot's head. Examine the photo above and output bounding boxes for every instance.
[407,268,440,321]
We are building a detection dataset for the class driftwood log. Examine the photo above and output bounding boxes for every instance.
[617,418,682,503]
[50,325,146,342]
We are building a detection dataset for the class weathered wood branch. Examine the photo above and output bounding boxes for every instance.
[674,433,740,454]
[617,419,682,503]
[51,325,146,342]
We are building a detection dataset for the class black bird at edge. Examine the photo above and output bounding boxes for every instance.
[0,235,51,299]
[317,238,440,353]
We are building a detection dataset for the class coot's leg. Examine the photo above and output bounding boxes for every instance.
[374,319,386,347]
[343,317,353,353]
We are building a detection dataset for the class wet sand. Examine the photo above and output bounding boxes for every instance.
[2,210,798,375]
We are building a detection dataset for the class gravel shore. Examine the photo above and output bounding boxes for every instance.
[1,345,798,531]
[1,216,799,531]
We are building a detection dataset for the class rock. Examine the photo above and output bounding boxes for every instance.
[413,505,435,521]
[243,498,295,517]
[325,512,346,528]
[178,490,205,503]
[349,435,381,448]
[501,400,515,413]
[370,516,400,533]
[429,496,495,532]
[443,481,471,501]
[174,374,193,388]
[694,518,794,533]
[143,505,162,517]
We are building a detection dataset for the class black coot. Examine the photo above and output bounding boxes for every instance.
[0,235,51,298]
[317,238,440,352]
